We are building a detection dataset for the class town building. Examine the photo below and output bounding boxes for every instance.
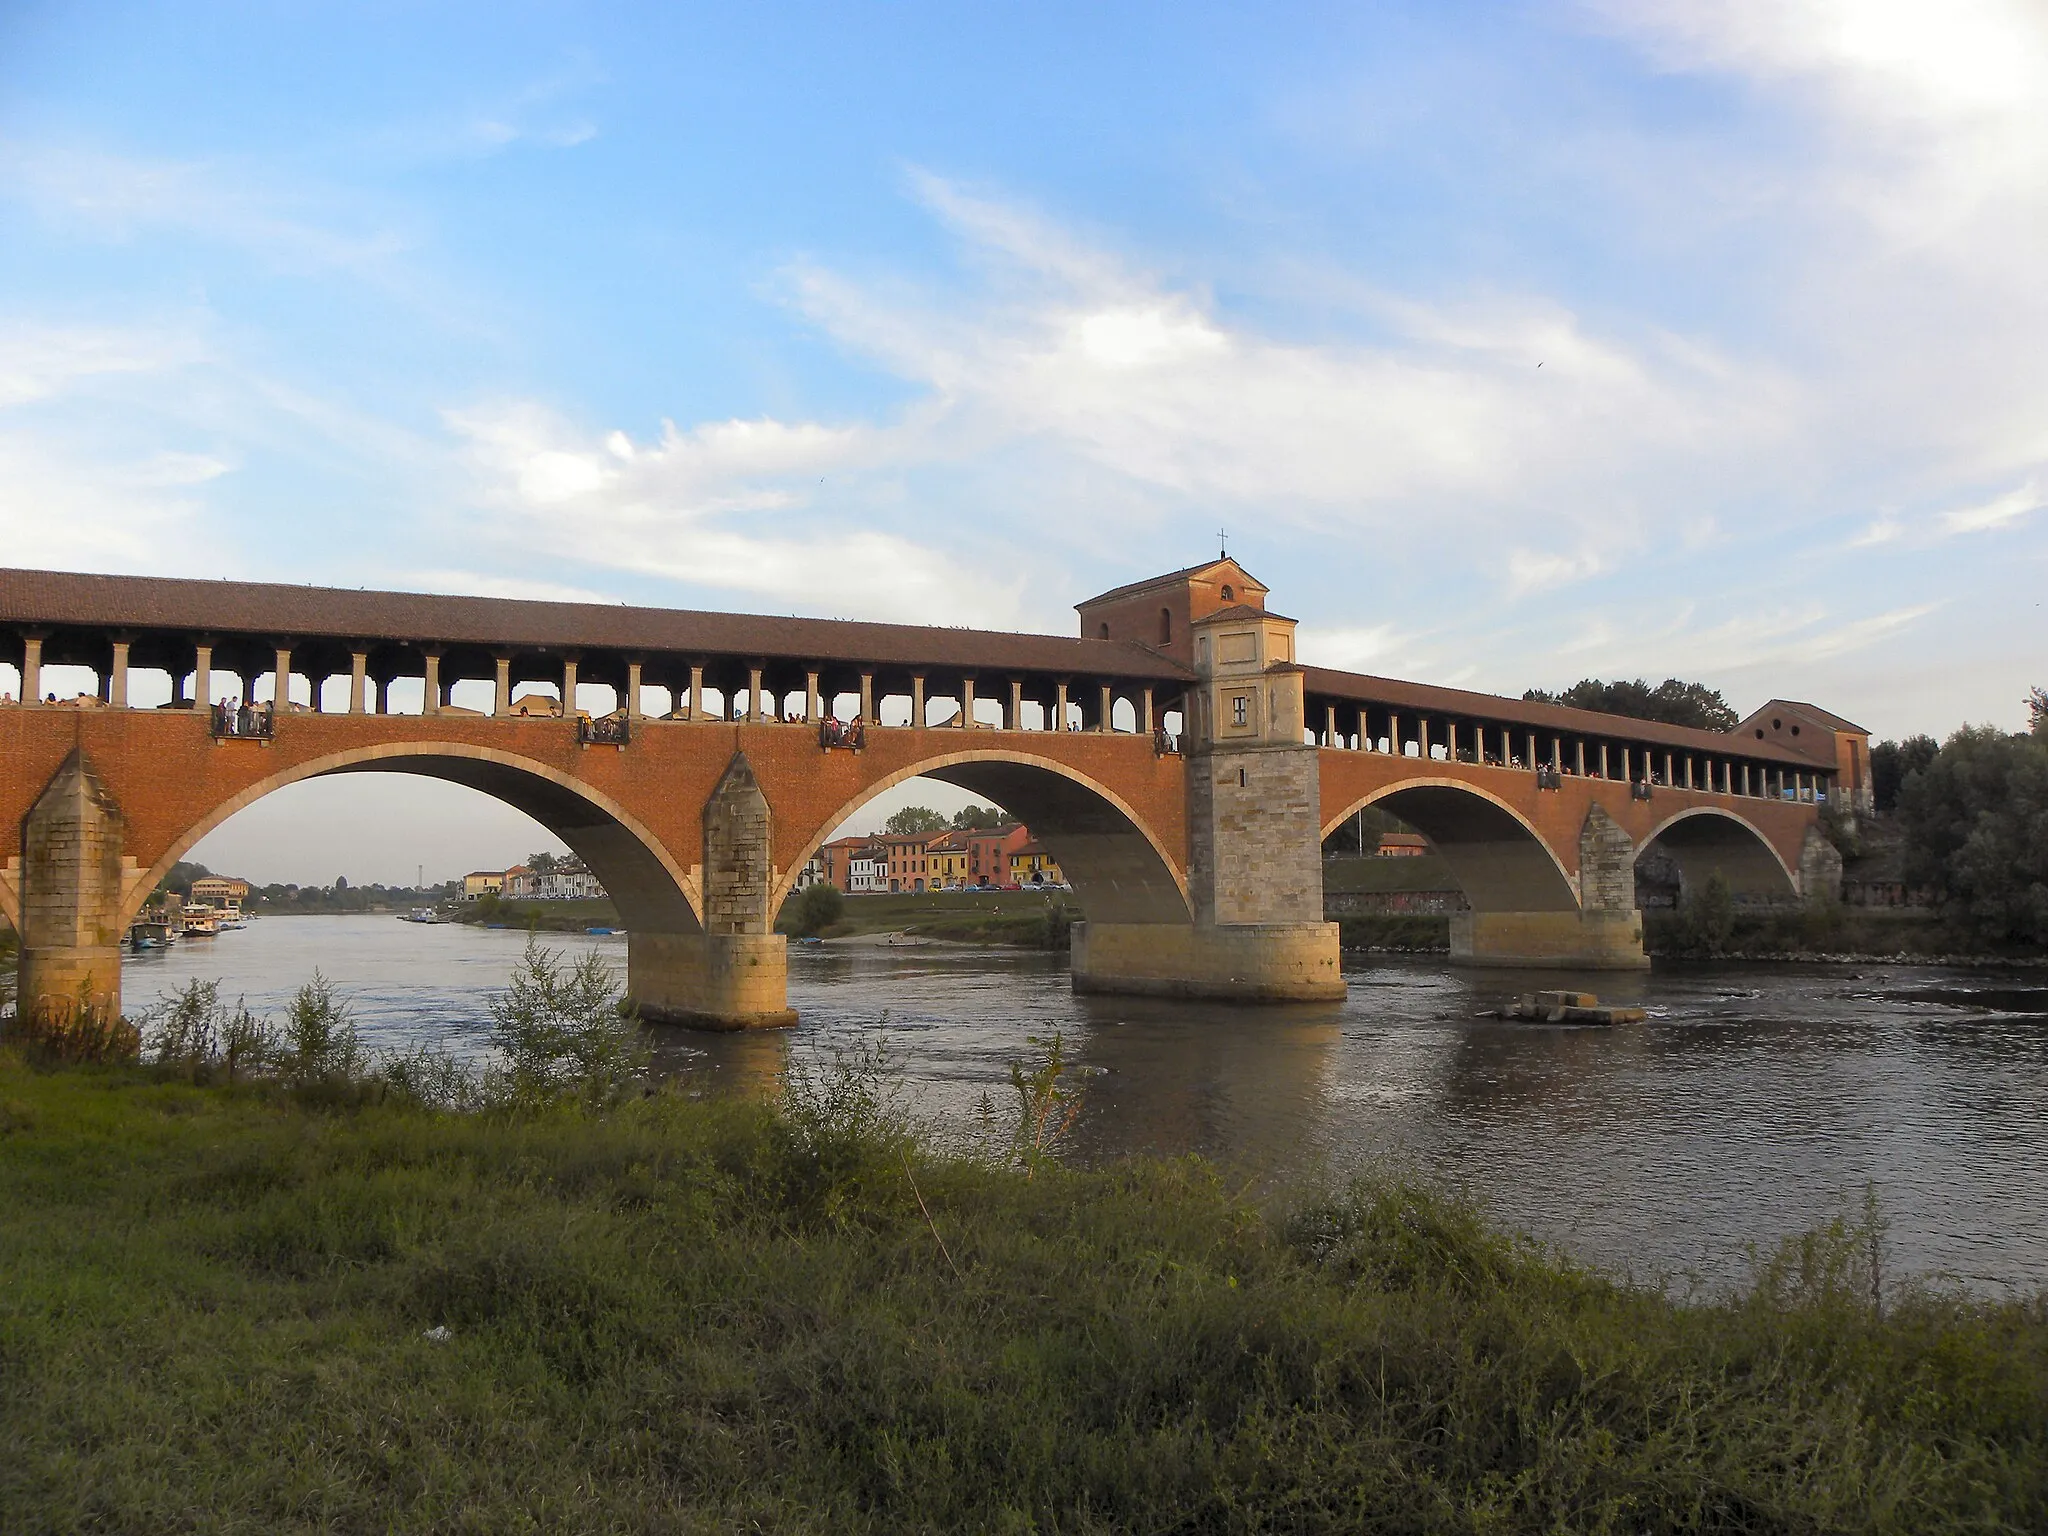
[793,851,831,890]
[882,831,941,892]
[188,875,250,911]
[1008,840,1064,887]
[1376,833,1429,857]
[462,870,505,900]
[926,832,971,890]
[1734,700,1875,814]
[963,823,1027,887]
[847,844,887,893]
[502,863,535,899]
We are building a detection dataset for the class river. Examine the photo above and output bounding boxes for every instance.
[124,914,2048,1294]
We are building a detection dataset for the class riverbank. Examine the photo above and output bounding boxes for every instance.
[2,1057,2044,1532]
[786,888,1077,948]
[1337,909,2047,966]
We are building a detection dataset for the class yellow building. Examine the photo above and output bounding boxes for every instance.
[926,833,971,890]
[189,875,250,911]
[1008,842,1064,887]
[463,870,506,900]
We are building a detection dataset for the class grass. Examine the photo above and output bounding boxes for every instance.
[1644,905,2039,961]
[2,1047,2045,1532]
[452,896,624,933]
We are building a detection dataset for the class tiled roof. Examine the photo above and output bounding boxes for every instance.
[0,568,1196,682]
[1744,699,1871,736]
[1076,558,1267,609]
[1302,666,1816,767]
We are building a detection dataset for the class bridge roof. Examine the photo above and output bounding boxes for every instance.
[0,568,1198,682]
[1301,665,1818,767]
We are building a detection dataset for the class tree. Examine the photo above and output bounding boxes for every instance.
[951,804,1007,830]
[884,806,947,835]
[334,875,348,891]
[2029,686,2047,739]
[528,851,560,876]
[1870,735,1939,814]
[791,881,844,937]
[1521,678,1738,732]
[1899,726,2048,947]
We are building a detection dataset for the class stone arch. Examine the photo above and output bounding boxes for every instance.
[1634,806,1798,903]
[1320,778,1580,912]
[126,741,703,934]
[781,749,1192,925]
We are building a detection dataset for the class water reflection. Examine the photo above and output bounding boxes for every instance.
[123,916,2048,1292]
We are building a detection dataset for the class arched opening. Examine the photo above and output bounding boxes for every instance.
[1634,809,1797,908]
[783,755,1189,926]
[132,746,700,937]
[1158,607,1172,644]
[1321,781,1578,913]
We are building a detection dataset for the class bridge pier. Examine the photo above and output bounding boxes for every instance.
[1447,805,1647,969]
[1448,909,1648,969]
[16,750,130,1023]
[628,751,795,1030]
[1070,601,1344,1004]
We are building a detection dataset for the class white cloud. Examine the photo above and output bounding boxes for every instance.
[445,401,1012,625]
[1939,481,2039,536]
[1506,547,1608,595]
[1849,516,1901,548]
[0,322,203,407]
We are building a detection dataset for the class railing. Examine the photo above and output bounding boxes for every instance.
[211,702,275,740]
[578,714,630,746]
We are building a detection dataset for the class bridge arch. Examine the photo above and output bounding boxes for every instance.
[1635,806,1798,903]
[127,741,703,935]
[780,748,1192,925]
[1320,778,1580,912]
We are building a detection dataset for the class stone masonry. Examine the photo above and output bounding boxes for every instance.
[19,749,128,1018]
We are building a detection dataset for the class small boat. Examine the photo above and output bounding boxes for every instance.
[397,908,445,925]
[1488,990,1645,1026]
[586,926,618,936]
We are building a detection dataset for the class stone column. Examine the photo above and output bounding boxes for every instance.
[21,632,42,702]
[1007,679,1023,731]
[1447,721,1459,761]
[1358,707,1371,751]
[1388,713,1400,754]
[16,750,129,1023]
[627,661,645,721]
[423,652,442,715]
[562,656,580,717]
[1576,740,1586,776]
[107,638,130,708]
[375,676,390,715]
[1141,687,1154,735]
[1664,751,1675,786]
[747,666,764,723]
[1526,731,1537,769]
[1418,719,1431,759]
[959,676,975,728]
[1054,681,1068,731]
[192,642,211,711]
[272,646,293,711]
[912,675,926,728]
[1685,756,1695,790]
[1599,743,1610,779]
[1324,705,1337,746]
[492,656,512,716]
[1098,683,1113,733]
[348,650,368,714]
[858,672,873,725]
[806,669,821,724]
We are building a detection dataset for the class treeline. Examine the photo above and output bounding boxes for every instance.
[1875,692,2048,947]
[156,861,455,915]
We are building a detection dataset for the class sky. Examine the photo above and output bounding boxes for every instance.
[3,0,2044,885]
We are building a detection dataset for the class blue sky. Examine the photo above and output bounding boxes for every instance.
[5,1,2045,883]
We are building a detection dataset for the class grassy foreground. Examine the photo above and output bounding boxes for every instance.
[3,1059,2045,1532]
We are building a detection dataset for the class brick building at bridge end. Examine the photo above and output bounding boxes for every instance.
[3,558,1844,1025]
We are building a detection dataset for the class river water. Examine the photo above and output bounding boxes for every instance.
[124,915,2048,1294]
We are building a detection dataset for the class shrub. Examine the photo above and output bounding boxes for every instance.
[484,939,647,1110]
[791,881,844,936]
[1677,869,1736,956]
[4,985,140,1065]
[279,972,368,1092]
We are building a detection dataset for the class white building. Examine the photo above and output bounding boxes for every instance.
[848,846,887,894]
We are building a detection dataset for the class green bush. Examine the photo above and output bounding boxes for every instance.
[1900,726,2048,946]
[790,880,845,937]
[484,939,648,1110]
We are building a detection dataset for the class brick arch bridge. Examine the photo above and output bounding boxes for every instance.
[2,559,1850,1026]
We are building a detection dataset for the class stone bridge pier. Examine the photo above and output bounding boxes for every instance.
[15,750,130,1020]
[1447,803,1648,969]
[1070,601,1345,1003]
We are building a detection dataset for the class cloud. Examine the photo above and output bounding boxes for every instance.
[1848,516,1901,548]
[0,142,409,273]
[1939,481,2039,536]
[1506,547,1608,595]
[0,322,204,407]
[445,401,1012,625]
